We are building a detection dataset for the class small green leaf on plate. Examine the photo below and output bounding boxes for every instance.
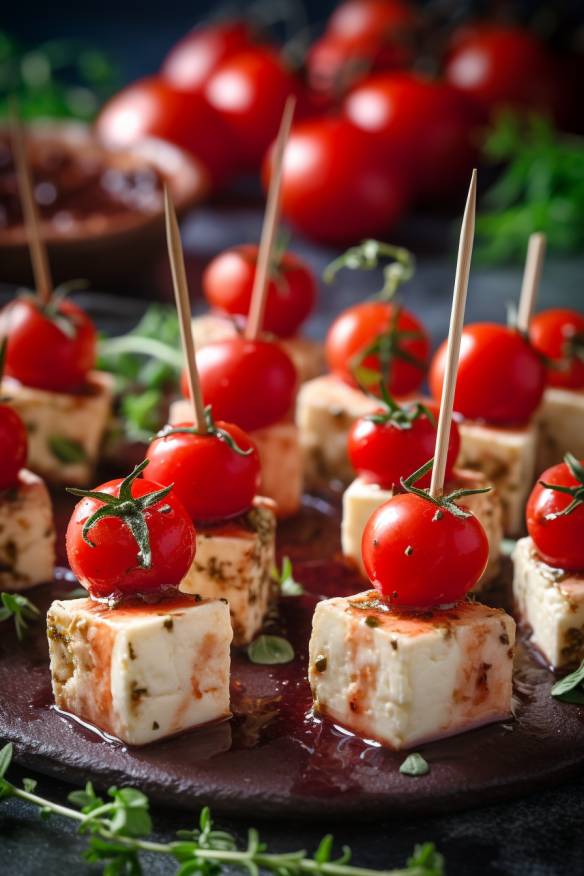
[271,556,303,597]
[551,659,584,704]
[48,435,87,464]
[399,752,430,777]
[247,635,294,665]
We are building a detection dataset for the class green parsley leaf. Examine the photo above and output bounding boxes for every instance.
[399,753,430,777]
[247,635,295,665]
[551,659,584,704]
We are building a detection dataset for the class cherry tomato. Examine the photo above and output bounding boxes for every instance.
[326,301,429,397]
[529,308,584,390]
[444,25,561,120]
[526,459,584,571]
[344,72,479,200]
[203,244,316,338]
[0,403,27,490]
[0,297,97,392]
[146,420,260,522]
[162,21,255,93]
[429,323,546,425]
[205,48,303,170]
[96,76,234,189]
[327,0,416,42]
[263,116,411,245]
[362,493,489,606]
[66,474,196,601]
[348,403,460,489]
[184,337,297,432]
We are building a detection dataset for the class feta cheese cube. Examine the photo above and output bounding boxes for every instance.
[297,375,378,487]
[0,469,55,591]
[309,592,515,750]
[2,371,114,487]
[457,419,538,536]
[341,468,502,587]
[47,593,232,746]
[537,387,584,473]
[512,536,584,668]
[180,500,276,645]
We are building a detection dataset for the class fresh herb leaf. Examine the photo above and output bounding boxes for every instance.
[324,240,415,300]
[271,556,303,596]
[551,659,584,704]
[247,635,295,665]
[399,753,430,777]
[48,435,87,464]
[0,592,40,640]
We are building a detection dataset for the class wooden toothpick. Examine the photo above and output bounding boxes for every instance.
[430,170,478,499]
[516,232,546,334]
[164,185,207,432]
[9,105,53,304]
[245,95,296,340]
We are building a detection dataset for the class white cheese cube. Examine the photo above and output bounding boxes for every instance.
[47,593,232,746]
[0,469,55,591]
[512,536,584,668]
[341,468,503,587]
[2,371,114,487]
[457,419,538,537]
[180,500,276,645]
[297,375,378,487]
[309,592,515,750]
[192,314,324,383]
[537,387,584,473]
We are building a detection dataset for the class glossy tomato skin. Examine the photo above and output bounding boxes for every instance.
[327,0,416,40]
[362,493,489,606]
[348,405,460,489]
[203,244,316,338]
[187,337,297,432]
[0,404,28,490]
[430,323,546,425]
[263,117,411,245]
[529,308,584,389]
[344,72,479,200]
[146,420,260,522]
[66,477,196,601]
[0,297,97,392]
[527,461,584,571]
[96,76,234,189]
[326,301,429,397]
[162,21,255,93]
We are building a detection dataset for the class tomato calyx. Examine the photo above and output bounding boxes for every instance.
[66,460,173,568]
[156,405,253,457]
[16,280,88,340]
[364,382,435,430]
[539,453,584,520]
[350,304,426,391]
[400,458,491,520]
[324,239,415,301]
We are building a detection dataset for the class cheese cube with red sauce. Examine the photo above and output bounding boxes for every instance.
[47,594,232,745]
[309,592,515,751]
[180,500,276,645]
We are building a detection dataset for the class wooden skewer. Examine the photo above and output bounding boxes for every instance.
[164,185,208,432]
[516,232,546,334]
[245,95,296,340]
[430,169,478,499]
[9,104,53,304]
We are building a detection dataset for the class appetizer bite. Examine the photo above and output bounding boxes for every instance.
[513,453,584,669]
[47,460,232,745]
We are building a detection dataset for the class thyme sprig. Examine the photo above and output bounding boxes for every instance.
[66,460,173,568]
[400,459,491,520]
[157,406,253,457]
[364,384,436,431]
[0,592,39,640]
[539,453,584,519]
[323,241,415,301]
[0,743,444,876]
[350,305,426,393]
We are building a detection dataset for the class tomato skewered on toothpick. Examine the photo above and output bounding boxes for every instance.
[527,454,584,572]
[530,308,584,389]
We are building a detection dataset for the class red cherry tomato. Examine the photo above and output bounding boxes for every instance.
[146,420,260,522]
[263,117,411,245]
[526,459,584,571]
[203,244,316,338]
[0,403,28,490]
[348,403,460,489]
[162,21,255,93]
[66,475,196,600]
[326,301,429,397]
[0,297,96,392]
[205,48,303,170]
[96,76,234,189]
[185,337,297,432]
[344,72,479,200]
[529,308,584,390]
[444,25,561,120]
[362,493,489,606]
[429,323,546,425]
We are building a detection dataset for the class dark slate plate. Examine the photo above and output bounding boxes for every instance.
[1,491,584,821]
